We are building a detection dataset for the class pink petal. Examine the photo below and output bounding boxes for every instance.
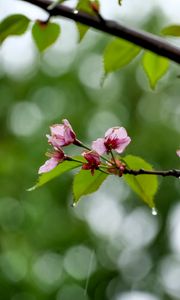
[115,136,131,154]
[53,149,65,160]
[50,124,64,136]
[92,138,107,155]
[116,127,129,139]
[82,151,100,165]
[104,127,114,137]
[49,120,76,147]
[47,135,65,148]
[64,128,75,144]
[104,126,131,154]
[63,119,72,128]
[176,149,180,157]
[38,157,59,174]
[105,127,128,140]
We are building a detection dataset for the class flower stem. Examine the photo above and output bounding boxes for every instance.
[74,139,112,164]
[66,157,83,164]
[73,139,91,151]
[99,165,109,169]
[110,150,117,167]
[98,168,110,175]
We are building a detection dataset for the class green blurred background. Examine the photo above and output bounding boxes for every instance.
[1,1,180,299]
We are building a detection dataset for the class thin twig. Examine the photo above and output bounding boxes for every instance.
[110,149,117,166]
[21,0,180,64]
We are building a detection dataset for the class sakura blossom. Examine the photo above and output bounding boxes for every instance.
[38,122,131,177]
[82,150,101,175]
[38,149,65,174]
[47,119,76,148]
[92,126,131,155]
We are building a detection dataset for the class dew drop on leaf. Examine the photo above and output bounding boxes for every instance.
[152,207,158,216]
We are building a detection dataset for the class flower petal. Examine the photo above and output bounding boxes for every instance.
[104,126,131,154]
[82,151,100,165]
[116,127,129,139]
[50,124,64,136]
[104,127,114,137]
[115,136,131,153]
[38,157,59,174]
[105,127,128,140]
[176,149,180,157]
[92,138,107,155]
[48,119,76,147]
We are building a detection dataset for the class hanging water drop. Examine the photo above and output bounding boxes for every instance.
[73,9,78,14]
[152,207,158,216]
[72,202,77,208]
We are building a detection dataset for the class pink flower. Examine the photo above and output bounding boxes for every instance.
[176,150,180,157]
[92,138,107,156]
[47,119,76,148]
[38,149,65,174]
[92,126,131,155]
[82,150,101,175]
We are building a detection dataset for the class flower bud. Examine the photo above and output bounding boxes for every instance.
[82,150,101,175]
[47,119,76,148]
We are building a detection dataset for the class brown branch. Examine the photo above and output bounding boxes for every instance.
[20,0,180,64]
[68,156,180,178]
[124,168,180,178]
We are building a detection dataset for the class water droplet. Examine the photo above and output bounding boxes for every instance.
[71,202,77,208]
[152,207,158,216]
[73,9,78,14]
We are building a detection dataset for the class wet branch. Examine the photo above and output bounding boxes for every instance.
[67,156,180,178]
[124,168,180,178]
[21,0,180,64]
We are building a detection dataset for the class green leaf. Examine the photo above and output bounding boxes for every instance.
[0,14,30,44]
[73,170,108,203]
[32,21,60,52]
[48,0,67,10]
[76,0,89,41]
[77,0,99,14]
[103,38,141,74]
[76,0,100,41]
[76,23,89,42]
[123,155,158,208]
[28,156,83,191]
[161,25,180,37]
[142,51,169,89]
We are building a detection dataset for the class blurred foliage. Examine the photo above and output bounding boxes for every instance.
[0,2,180,300]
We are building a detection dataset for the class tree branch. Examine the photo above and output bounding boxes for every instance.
[68,156,180,177]
[21,0,180,64]
[124,168,180,178]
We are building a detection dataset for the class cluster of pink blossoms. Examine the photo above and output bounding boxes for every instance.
[39,119,131,176]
